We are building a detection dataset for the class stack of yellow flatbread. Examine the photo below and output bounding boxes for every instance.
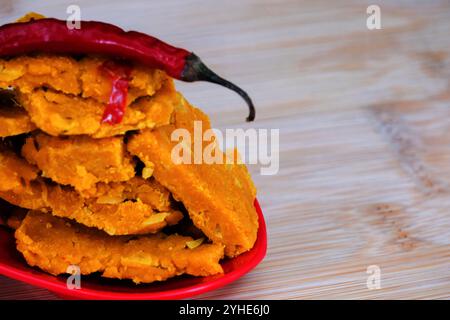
[0,54,258,284]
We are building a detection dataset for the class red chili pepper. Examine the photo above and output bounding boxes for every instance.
[99,61,132,124]
[0,18,255,121]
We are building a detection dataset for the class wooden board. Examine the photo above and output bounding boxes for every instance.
[0,0,449,300]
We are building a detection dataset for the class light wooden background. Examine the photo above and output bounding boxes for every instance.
[0,0,449,300]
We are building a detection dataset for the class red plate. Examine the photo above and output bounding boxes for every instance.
[0,199,267,300]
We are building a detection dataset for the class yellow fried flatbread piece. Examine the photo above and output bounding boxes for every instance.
[16,211,224,284]
[128,97,258,257]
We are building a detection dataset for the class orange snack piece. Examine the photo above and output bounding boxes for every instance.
[0,150,182,235]
[0,55,166,103]
[22,133,135,192]
[16,211,224,284]
[0,55,175,138]
[128,97,258,257]
[79,56,166,104]
[0,148,39,193]
[18,79,177,138]
[0,106,36,137]
[87,177,172,212]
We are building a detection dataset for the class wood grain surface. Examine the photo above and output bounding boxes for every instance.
[0,0,449,300]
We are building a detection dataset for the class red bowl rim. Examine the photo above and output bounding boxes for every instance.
[0,199,267,300]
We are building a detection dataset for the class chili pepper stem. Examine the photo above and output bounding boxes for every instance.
[182,53,255,122]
